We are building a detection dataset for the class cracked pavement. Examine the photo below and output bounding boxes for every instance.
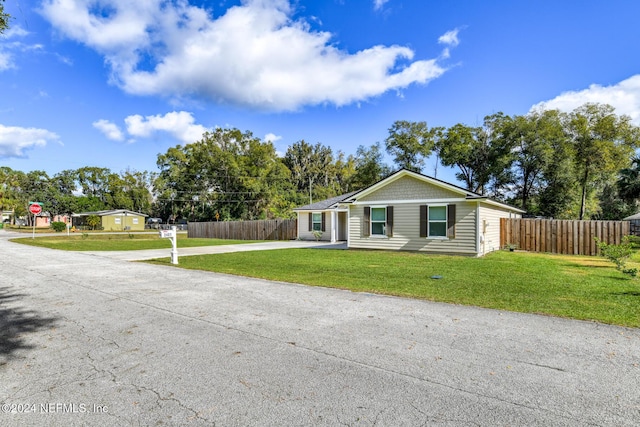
[1,229,639,426]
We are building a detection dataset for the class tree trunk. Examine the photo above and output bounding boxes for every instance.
[579,166,589,220]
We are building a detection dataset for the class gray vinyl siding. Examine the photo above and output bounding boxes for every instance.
[349,202,478,255]
[297,211,333,241]
[477,204,521,255]
[359,176,462,202]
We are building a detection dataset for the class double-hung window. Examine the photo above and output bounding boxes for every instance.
[363,206,393,237]
[370,207,386,236]
[311,213,322,231]
[420,204,455,239]
[428,206,447,237]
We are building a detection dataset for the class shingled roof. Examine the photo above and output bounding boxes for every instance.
[292,191,359,211]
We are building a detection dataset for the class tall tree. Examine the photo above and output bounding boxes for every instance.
[350,142,391,189]
[75,166,111,204]
[156,128,292,221]
[504,110,565,212]
[482,113,516,200]
[18,170,50,225]
[536,121,577,219]
[326,151,356,196]
[565,103,639,219]
[0,167,26,223]
[284,140,335,204]
[436,113,513,195]
[617,157,640,204]
[120,169,154,214]
[44,170,77,219]
[597,181,635,220]
[384,120,438,173]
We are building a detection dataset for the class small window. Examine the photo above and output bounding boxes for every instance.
[133,218,139,225]
[312,213,322,231]
[371,207,386,236]
[429,206,447,237]
[114,217,121,225]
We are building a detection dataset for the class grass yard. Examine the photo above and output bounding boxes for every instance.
[11,233,259,251]
[147,249,640,328]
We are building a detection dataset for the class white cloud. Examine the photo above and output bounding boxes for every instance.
[124,111,210,144]
[531,74,640,125]
[438,28,463,59]
[40,0,452,111]
[93,119,124,141]
[373,0,389,11]
[0,25,31,71]
[4,26,30,39]
[264,133,281,142]
[0,124,60,158]
[438,28,461,47]
[0,52,11,70]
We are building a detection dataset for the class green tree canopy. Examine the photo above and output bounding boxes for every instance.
[384,120,438,173]
[503,110,566,212]
[565,103,639,219]
[436,114,513,195]
[156,128,293,221]
[0,0,10,34]
[350,142,391,189]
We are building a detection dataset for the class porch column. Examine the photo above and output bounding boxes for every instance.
[331,211,337,243]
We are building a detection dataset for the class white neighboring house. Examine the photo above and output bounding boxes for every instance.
[293,169,525,256]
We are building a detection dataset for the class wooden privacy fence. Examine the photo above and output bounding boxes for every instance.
[500,218,630,256]
[188,219,297,241]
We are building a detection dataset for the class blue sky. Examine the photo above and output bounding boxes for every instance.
[1,0,640,186]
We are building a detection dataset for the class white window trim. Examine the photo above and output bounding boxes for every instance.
[311,212,322,232]
[427,204,448,239]
[370,205,387,237]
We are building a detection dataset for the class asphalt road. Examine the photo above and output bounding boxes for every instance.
[1,229,639,426]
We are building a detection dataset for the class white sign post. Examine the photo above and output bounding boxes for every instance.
[159,226,178,264]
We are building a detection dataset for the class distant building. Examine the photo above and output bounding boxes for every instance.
[72,209,148,231]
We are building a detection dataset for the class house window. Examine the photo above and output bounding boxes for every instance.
[114,217,121,225]
[371,207,386,236]
[312,213,322,231]
[428,206,447,237]
[133,218,139,225]
[421,204,455,239]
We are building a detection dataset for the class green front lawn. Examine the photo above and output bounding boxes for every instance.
[148,249,640,327]
[11,234,259,251]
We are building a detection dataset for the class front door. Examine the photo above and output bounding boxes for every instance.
[338,212,348,241]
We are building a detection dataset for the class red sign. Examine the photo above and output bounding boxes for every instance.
[29,204,42,215]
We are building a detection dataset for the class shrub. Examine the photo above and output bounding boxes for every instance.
[312,230,323,241]
[594,236,637,279]
[86,215,101,230]
[50,221,67,232]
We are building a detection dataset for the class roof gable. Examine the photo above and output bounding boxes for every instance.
[347,169,477,202]
[293,169,525,214]
[344,169,525,213]
[357,174,464,202]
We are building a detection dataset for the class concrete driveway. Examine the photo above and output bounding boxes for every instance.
[79,240,347,261]
[1,229,639,426]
